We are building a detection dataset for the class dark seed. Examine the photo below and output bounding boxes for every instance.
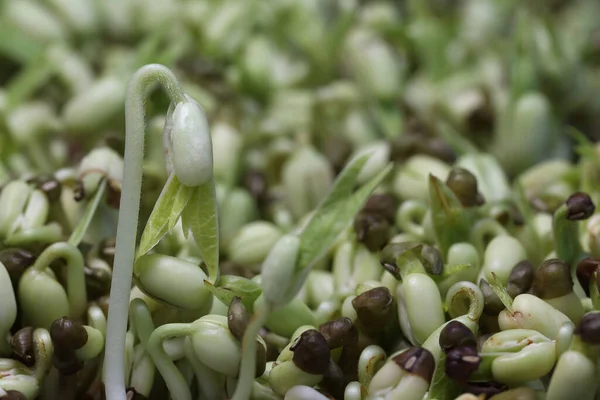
[575,312,600,345]
[507,260,535,299]
[444,346,481,383]
[352,287,394,336]
[319,317,359,350]
[439,321,476,352]
[290,329,330,375]
[354,213,391,252]
[10,327,35,367]
[577,257,600,297]
[532,259,573,299]
[566,192,595,220]
[50,317,88,351]
[392,347,435,383]
[227,297,249,342]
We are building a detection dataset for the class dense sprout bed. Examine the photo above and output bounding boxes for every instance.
[1,1,600,400]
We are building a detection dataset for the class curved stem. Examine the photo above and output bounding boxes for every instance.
[357,345,386,388]
[33,328,53,382]
[471,218,507,255]
[445,281,484,321]
[396,201,427,239]
[231,303,271,400]
[146,323,193,400]
[30,241,86,319]
[129,299,155,348]
[104,64,186,400]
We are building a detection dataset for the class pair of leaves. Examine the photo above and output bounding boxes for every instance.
[137,173,219,283]
[296,153,393,271]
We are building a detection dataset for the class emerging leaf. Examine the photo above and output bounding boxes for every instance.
[297,154,392,271]
[137,174,182,258]
[183,180,220,283]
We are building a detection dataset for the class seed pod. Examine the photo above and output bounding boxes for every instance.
[439,321,477,352]
[575,312,600,345]
[479,279,505,316]
[352,287,394,336]
[444,346,481,383]
[10,327,35,367]
[319,318,358,350]
[354,213,391,252]
[483,236,528,286]
[566,192,595,220]
[18,268,69,330]
[133,253,212,311]
[291,330,330,375]
[507,260,535,298]
[169,100,213,187]
[446,167,484,207]
[227,297,248,342]
[227,221,283,266]
[190,315,246,377]
[532,259,573,299]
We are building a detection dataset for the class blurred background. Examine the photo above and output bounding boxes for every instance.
[1,0,600,225]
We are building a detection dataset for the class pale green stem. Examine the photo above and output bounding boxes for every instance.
[33,328,53,382]
[30,241,86,319]
[146,323,193,400]
[471,218,507,255]
[231,303,271,400]
[358,345,386,388]
[396,201,427,239]
[445,281,484,321]
[68,178,107,246]
[129,299,155,347]
[104,64,186,400]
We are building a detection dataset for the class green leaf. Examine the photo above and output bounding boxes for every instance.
[296,154,392,271]
[489,273,514,313]
[137,174,181,258]
[68,178,107,246]
[183,180,219,283]
[427,351,463,400]
[428,175,472,257]
[168,183,194,231]
[204,275,262,311]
